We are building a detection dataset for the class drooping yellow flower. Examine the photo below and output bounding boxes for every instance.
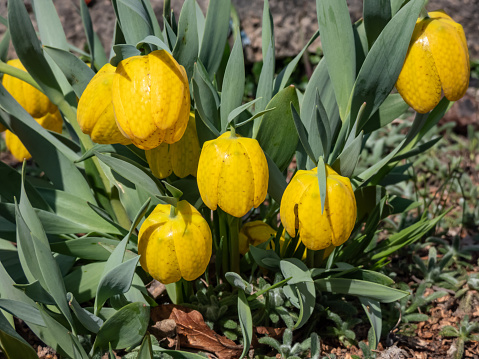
[280,166,356,251]
[238,221,276,255]
[2,59,58,118]
[146,113,200,178]
[197,131,269,218]
[111,50,190,150]
[2,59,63,161]
[138,200,212,284]
[396,10,470,114]
[5,111,63,161]
[77,63,131,145]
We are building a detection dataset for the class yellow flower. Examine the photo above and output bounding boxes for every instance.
[2,59,58,118]
[238,221,276,255]
[146,113,200,178]
[396,10,469,114]
[111,50,190,150]
[280,165,356,251]
[77,63,131,145]
[5,111,63,161]
[2,59,63,161]
[197,131,269,218]
[138,200,212,284]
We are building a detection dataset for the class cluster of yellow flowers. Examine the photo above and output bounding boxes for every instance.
[1,9,469,285]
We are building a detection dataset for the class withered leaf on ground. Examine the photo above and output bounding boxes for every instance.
[151,304,243,359]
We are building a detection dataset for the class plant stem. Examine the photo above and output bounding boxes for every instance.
[218,209,229,275]
[228,215,241,274]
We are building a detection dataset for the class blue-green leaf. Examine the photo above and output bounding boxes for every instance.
[0,312,38,359]
[238,291,253,359]
[173,0,198,80]
[116,0,154,45]
[363,0,391,48]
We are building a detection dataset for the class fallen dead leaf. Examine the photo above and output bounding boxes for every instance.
[151,304,243,359]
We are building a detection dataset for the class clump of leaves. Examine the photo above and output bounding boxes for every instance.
[258,329,321,359]
[440,316,479,359]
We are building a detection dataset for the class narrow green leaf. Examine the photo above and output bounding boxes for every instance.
[249,245,281,272]
[116,0,154,45]
[393,137,442,162]
[352,0,424,133]
[316,0,356,121]
[363,0,391,48]
[265,153,288,205]
[195,2,205,46]
[309,93,331,160]
[221,31,245,131]
[137,35,171,53]
[173,0,198,80]
[0,312,38,359]
[140,0,163,39]
[199,0,231,76]
[0,299,45,327]
[64,262,105,303]
[332,131,363,177]
[238,291,253,359]
[137,334,154,359]
[361,93,409,133]
[80,0,108,69]
[256,87,299,171]
[93,302,149,352]
[291,104,316,165]
[317,158,327,214]
[43,46,95,98]
[13,280,55,305]
[67,293,103,333]
[110,44,142,66]
[227,98,261,126]
[315,278,408,303]
[360,297,381,349]
[32,0,68,50]
[51,237,135,261]
[0,29,11,63]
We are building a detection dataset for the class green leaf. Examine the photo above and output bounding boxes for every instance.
[67,293,103,333]
[93,302,149,352]
[256,86,300,171]
[238,291,253,359]
[363,0,391,48]
[0,29,11,63]
[360,297,381,349]
[361,93,409,133]
[280,259,312,284]
[291,104,316,165]
[332,131,363,177]
[140,0,162,40]
[110,44,142,66]
[227,98,261,126]
[0,299,45,327]
[156,349,208,358]
[43,46,95,98]
[13,280,55,305]
[137,335,154,359]
[249,245,281,271]
[309,93,332,160]
[317,158,327,214]
[173,0,198,80]
[0,312,38,359]
[137,35,171,53]
[199,0,231,76]
[38,305,89,358]
[316,0,355,121]
[64,262,105,303]
[315,278,408,303]
[32,0,68,50]
[221,31,245,131]
[393,137,442,162]
[225,272,247,291]
[80,0,108,69]
[265,153,288,205]
[351,0,424,133]
[273,31,319,94]
[95,152,165,199]
[116,0,154,45]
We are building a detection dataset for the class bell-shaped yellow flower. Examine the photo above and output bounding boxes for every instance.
[146,113,200,178]
[111,50,190,150]
[197,131,269,218]
[5,111,63,161]
[396,10,470,114]
[280,165,356,251]
[2,59,58,118]
[2,59,63,161]
[238,221,276,255]
[77,63,131,145]
[138,200,212,284]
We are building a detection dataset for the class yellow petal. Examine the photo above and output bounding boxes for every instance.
[77,63,131,145]
[396,22,442,114]
[197,140,221,211]
[240,137,269,208]
[170,113,200,178]
[426,18,469,101]
[146,143,173,179]
[5,130,31,162]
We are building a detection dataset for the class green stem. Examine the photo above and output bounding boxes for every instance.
[228,216,241,275]
[0,61,43,92]
[174,281,184,304]
[218,209,229,275]
[306,249,315,269]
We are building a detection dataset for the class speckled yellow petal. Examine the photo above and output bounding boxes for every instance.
[5,130,31,161]
[396,24,442,114]
[3,59,57,118]
[216,138,255,218]
[77,63,131,145]
[426,19,469,101]
[197,141,221,211]
[241,138,269,208]
[170,114,200,178]
[146,143,173,179]
[37,110,63,134]
[327,177,356,246]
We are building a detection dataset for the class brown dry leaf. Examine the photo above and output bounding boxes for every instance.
[151,304,243,359]
[255,326,285,339]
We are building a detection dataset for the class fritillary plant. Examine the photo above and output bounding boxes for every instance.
[0,0,469,357]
